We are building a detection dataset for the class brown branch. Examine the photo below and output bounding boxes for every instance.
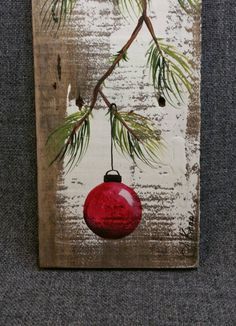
[144,16,163,54]
[142,0,148,15]
[90,15,144,110]
[98,89,111,108]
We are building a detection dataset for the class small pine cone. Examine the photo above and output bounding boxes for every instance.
[76,95,85,109]
[158,96,166,107]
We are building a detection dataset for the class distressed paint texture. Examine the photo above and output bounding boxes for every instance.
[32,0,201,268]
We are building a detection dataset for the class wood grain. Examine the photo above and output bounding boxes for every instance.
[32,0,201,268]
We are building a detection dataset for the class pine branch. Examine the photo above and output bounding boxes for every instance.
[41,0,77,30]
[146,39,192,106]
[46,107,91,171]
[109,106,162,167]
[99,89,162,167]
[178,0,201,16]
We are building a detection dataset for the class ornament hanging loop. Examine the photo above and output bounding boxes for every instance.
[108,103,122,182]
[109,103,118,172]
[105,169,121,176]
[110,103,117,112]
[104,169,122,183]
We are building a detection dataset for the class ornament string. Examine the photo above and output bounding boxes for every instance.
[109,103,117,171]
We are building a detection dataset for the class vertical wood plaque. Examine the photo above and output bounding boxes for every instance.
[32,0,201,268]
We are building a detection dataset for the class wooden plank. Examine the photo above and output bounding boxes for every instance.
[32,0,201,268]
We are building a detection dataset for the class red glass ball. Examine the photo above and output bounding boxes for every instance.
[83,182,142,239]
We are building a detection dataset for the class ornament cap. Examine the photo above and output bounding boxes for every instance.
[104,170,122,183]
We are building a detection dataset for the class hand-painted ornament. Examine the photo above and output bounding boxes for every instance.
[83,171,142,239]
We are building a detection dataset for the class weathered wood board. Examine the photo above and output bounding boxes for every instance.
[32,0,201,268]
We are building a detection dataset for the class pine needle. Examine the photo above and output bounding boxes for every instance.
[46,106,91,171]
[178,0,201,15]
[110,50,129,66]
[109,107,162,167]
[114,0,150,17]
[40,0,77,31]
[146,39,193,106]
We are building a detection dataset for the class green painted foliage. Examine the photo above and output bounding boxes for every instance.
[40,0,77,30]
[46,107,91,171]
[43,0,197,169]
[146,39,192,105]
[115,0,149,16]
[109,108,162,167]
[178,0,201,15]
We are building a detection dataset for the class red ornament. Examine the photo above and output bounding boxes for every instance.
[83,171,142,239]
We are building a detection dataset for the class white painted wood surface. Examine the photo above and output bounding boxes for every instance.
[32,0,201,268]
